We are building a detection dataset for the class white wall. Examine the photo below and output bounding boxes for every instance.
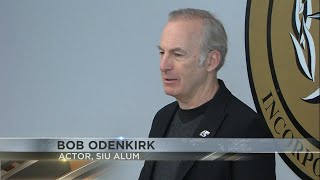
[0,0,300,179]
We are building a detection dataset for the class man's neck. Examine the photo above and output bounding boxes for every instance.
[177,78,219,110]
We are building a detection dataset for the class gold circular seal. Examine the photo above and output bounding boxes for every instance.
[246,0,319,179]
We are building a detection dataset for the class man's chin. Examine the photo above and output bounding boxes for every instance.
[163,89,177,97]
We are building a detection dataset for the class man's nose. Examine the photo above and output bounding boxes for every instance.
[160,54,173,72]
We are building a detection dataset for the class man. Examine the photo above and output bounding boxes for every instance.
[139,8,275,180]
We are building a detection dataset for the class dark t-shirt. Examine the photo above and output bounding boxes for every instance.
[152,100,210,180]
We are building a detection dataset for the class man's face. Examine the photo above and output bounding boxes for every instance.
[159,19,209,100]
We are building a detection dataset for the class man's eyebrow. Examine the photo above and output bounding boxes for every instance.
[156,46,187,53]
[157,46,163,51]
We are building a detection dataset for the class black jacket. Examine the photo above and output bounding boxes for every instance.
[139,80,276,180]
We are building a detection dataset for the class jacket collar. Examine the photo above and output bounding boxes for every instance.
[193,79,231,138]
[152,80,231,138]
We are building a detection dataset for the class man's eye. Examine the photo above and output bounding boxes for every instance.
[174,53,183,57]
[159,51,164,55]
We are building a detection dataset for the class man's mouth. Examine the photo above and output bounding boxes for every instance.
[163,78,178,84]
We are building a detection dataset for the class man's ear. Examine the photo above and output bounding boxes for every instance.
[206,50,221,72]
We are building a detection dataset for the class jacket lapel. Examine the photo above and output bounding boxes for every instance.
[142,102,178,180]
[175,80,232,180]
[149,102,178,138]
[193,81,231,138]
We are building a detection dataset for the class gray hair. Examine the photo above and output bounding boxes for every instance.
[168,8,228,70]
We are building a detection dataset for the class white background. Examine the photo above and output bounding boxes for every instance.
[0,0,300,179]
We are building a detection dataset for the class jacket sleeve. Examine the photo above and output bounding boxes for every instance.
[139,107,165,180]
[232,116,276,180]
[231,153,276,180]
